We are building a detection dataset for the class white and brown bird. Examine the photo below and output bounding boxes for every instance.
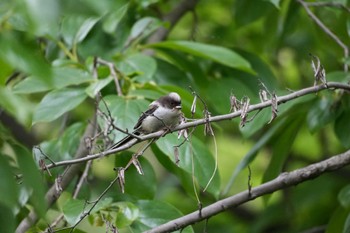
[109,92,182,149]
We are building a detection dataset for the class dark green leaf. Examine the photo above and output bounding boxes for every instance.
[33,88,87,124]
[224,118,287,194]
[154,134,221,198]
[307,97,339,133]
[262,117,302,203]
[0,33,51,82]
[114,152,157,199]
[132,200,193,233]
[0,154,18,209]
[326,206,349,233]
[15,145,47,217]
[334,109,350,149]
[338,185,350,208]
[148,41,253,73]
[0,204,15,233]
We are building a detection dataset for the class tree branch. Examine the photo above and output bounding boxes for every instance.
[298,0,349,72]
[145,149,350,233]
[15,116,98,233]
[43,82,350,169]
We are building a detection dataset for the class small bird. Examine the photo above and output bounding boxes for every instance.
[109,92,182,149]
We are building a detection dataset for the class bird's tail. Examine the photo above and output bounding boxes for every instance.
[108,131,140,150]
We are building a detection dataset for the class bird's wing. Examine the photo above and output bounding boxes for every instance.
[133,103,159,130]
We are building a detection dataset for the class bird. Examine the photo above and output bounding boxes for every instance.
[109,92,183,150]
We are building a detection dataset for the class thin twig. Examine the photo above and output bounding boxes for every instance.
[43,82,350,169]
[298,0,349,72]
[96,58,123,96]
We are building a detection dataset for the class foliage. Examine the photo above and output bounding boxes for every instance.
[0,0,350,232]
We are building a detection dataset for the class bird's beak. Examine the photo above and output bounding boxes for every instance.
[175,105,182,110]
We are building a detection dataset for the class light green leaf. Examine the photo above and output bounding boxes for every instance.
[154,134,221,198]
[85,76,113,98]
[75,17,100,43]
[102,3,129,34]
[0,86,34,126]
[118,54,157,82]
[62,199,85,226]
[115,202,139,228]
[98,96,150,142]
[132,200,193,233]
[15,145,47,217]
[33,88,87,124]
[265,0,281,9]
[130,17,161,41]
[13,67,94,94]
[148,41,253,72]
[23,0,60,36]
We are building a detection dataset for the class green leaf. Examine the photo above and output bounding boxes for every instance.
[102,3,129,34]
[33,88,87,124]
[334,108,350,149]
[60,122,85,160]
[13,67,94,94]
[0,33,52,82]
[128,17,161,42]
[0,204,15,233]
[344,213,350,233]
[85,76,113,98]
[224,118,287,194]
[307,97,339,133]
[22,0,60,36]
[0,154,18,209]
[338,185,350,208]
[114,202,139,228]
[262,117,302,203]
[132,200,193,233]
[148,41,253,73]
[153,134,221,198]
[15,145,47,217]
[75,17,100,44]
[118,54,157,82]
[0,86,34,126]
[98,95,150,142]
[62,199,85,226]
[114,152,157,199]
[326,206,349,233]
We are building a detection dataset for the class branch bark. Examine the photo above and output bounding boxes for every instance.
[145,149,350,233]
[43,82,350,169]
